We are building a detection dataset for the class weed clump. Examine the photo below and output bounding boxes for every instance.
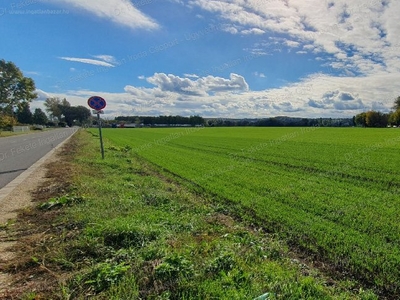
[103,228,159,248]
[39,195,84,210]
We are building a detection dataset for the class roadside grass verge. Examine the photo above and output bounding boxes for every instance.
[0,130,30,137]
[2,130,378,299]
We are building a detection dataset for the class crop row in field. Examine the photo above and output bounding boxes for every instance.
[100,127,400,296]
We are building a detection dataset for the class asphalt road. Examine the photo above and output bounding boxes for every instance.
[0,128,77,189]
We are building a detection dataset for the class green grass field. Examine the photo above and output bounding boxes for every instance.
[97,126,400,296]
[43,129,372,299]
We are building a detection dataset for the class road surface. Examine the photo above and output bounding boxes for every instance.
[0,128,77,189]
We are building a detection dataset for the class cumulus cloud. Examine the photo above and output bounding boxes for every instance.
[338,92,355,101]
[333,99,364,110]
[190,0,400,77]
[35,89,51,102]
[38,67,400,119]
[308,99,326,109]
[273,102,303,113]
[305,89,365,111]
[49,0,159,30]
[241,28,265,35]
[146,73,204,96]
[146,73,249,96]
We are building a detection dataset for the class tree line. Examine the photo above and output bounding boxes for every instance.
[205,117,353,127]
[44,97,91,127]
[354,97,400,127]
[115,115,205,126]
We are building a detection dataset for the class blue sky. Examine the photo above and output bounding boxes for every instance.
[1,0,400,118]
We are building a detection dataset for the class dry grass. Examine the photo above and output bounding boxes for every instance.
[0,135,79,299]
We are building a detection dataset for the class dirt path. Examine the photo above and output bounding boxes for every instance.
[0,146,64,294]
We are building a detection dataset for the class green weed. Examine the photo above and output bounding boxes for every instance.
[39,195,84,210]
[68,262,130,296]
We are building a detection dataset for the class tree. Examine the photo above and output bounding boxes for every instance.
[16,102,33,124]
[0,113,17,129]
[33,108,48,125]
[74,105,91,124]
[189,115,205,126]
[0,60,37,115]
[365,111,388,127]
[389,96,400,126]
[63,105,91,127]
[392,96,400,110]
[355,112,367,127]
[44,97,70,121]
[388,110,400,126]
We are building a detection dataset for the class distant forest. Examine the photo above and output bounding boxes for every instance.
[115,115,204,126]
[114,115,355,127]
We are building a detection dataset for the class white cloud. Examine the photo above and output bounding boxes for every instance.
[253,72,266,78]
[190,0,400,78]
[59,57,115,67]
[93,55,117,64]
[35,68,400,119]
[285,40,300,48]
[184,73,200,79]
[242,28,265,35]
[24,71,40,76]
[146,72,249,96]
[49,0,159,30]
[35,89,51,102]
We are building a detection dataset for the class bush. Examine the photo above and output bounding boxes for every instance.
[0,113,17,130]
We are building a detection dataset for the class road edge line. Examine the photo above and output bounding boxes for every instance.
[0,128,78,204]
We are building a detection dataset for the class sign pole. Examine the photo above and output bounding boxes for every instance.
[87,96,107,159]
[97,113,105,159]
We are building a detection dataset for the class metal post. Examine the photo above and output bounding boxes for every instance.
[97,113,105,159]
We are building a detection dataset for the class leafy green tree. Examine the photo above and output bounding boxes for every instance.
[33,108,48,125]
[44,97,70,121]
[0,113,17,129]
[354,112,367,127]
[74,105,91,124]
[189,115,204,126]
[389,97,400,126]
[63,105,91,127]
[388,110,400,126]
[392,96,400,110]
[0,59,37,114]
[365,111,388,127]
[16,102,33,124]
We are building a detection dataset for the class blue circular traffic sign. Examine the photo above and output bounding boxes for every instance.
[88,96,106,110]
